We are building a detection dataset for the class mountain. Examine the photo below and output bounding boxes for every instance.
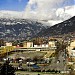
[0,18,49,41]
[37,16,75,37]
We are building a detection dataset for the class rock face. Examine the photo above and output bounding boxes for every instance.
[0,18,48,40]
[37,16,75,37]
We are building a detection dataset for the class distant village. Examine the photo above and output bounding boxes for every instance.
[0,35,75,61]
[0,35,75,74]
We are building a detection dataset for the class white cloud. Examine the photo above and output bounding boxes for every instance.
[0,10,23,19]
[46,20,63,26]
[56,5,75,20]
[23,0,73,19]
[0,0,75,26]
[22,0,75,26]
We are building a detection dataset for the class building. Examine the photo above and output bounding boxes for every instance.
[48,40,57,49]
[23,41,33,48]
[70,48,75,57]
[34,44,48,48]
[67,40,75,56]
[5,42,12,46]
[0,39,5,47]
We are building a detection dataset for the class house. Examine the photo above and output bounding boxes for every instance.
[5,42,12,46]
[23,41,33,48]
[70,48,75,57]
[48,41,56,47]
[67,40,75,56]
[48,40,57,49]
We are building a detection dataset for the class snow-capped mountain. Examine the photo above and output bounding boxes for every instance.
[0,18,49,40]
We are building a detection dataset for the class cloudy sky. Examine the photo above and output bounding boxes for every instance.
[0,0,75,25]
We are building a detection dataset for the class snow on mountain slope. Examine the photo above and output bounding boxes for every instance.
[0,18,49,40]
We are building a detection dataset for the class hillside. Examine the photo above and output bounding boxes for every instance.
[37,16,75,37]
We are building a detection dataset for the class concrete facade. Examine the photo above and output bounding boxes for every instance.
[23,41,33,48]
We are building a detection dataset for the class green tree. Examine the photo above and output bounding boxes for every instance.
[0,60,15,75]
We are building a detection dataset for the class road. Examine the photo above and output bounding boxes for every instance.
[43,50,68,71]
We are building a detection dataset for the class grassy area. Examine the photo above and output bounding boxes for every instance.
[8,51,47,59]
[44,51,55,58]
[15,71,62,75]
[23,51,47,58]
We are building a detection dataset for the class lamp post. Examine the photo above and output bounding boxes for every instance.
[6,48,9,60]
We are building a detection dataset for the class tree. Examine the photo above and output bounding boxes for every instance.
[0,39,5,47]
[68,65,75,75]
[0,60,15,75]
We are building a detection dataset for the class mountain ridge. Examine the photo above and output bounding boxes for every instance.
[37,16,75,37]
[0,18,49,41]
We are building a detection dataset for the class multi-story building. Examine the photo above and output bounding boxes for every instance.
[23,41,33,48]
[67,40,75,56]
[5,42,12,46]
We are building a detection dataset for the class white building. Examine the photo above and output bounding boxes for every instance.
[48,41,56,48]
[34,44,48,48]
[6,42,12,46]
[42,44,48,48]
[67,40,75,56]
[23,41,33,48]
[71,49,75,57]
